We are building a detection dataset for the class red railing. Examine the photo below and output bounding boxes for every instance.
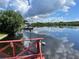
[0,38,45,59]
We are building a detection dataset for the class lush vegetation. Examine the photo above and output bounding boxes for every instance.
[0,10,24,34]
[32,21,79,27]
[0,10,24,55]
[0,10,25,40]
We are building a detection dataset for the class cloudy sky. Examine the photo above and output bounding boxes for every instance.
[0,0,78,22]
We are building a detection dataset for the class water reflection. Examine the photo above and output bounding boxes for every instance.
[33,27,79,50]
[24,27,79,59]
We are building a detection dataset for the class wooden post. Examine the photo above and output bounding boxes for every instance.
[10,42,16,57]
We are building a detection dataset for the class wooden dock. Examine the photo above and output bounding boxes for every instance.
[0,33,8,40]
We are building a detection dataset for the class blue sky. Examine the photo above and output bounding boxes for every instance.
[66,0,79,20]
[56,0,79,20]
[0,0,78,22]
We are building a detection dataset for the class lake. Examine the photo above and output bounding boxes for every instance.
[24,27,79,59]
[33,27,79,50]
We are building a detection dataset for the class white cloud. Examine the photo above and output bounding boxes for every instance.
[60,0,66,5]
[15,0,29,13]
[62,6,70,12]
[25,0,76,17]
[32,16,39,19]
[0,0,76,18]
[8,0,29,14]
[0,0,29,14]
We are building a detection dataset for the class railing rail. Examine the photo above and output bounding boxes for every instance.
[0,38,45,59]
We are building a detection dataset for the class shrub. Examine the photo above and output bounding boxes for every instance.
[0,10,24,35]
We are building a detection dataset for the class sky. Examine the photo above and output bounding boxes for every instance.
[0,0,78,22]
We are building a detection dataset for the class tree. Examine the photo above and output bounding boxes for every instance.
[0,10,24,35]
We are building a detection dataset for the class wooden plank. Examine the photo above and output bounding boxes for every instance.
[0,33,8,40]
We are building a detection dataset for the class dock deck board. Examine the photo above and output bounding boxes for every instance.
[0,33,8,40]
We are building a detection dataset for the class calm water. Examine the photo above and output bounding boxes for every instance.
[33,27,79,50]
[23,27,79,59]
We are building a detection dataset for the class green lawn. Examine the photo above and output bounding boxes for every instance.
[0,33,8,40]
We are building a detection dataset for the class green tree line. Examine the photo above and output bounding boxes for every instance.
[31,21,79,27]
